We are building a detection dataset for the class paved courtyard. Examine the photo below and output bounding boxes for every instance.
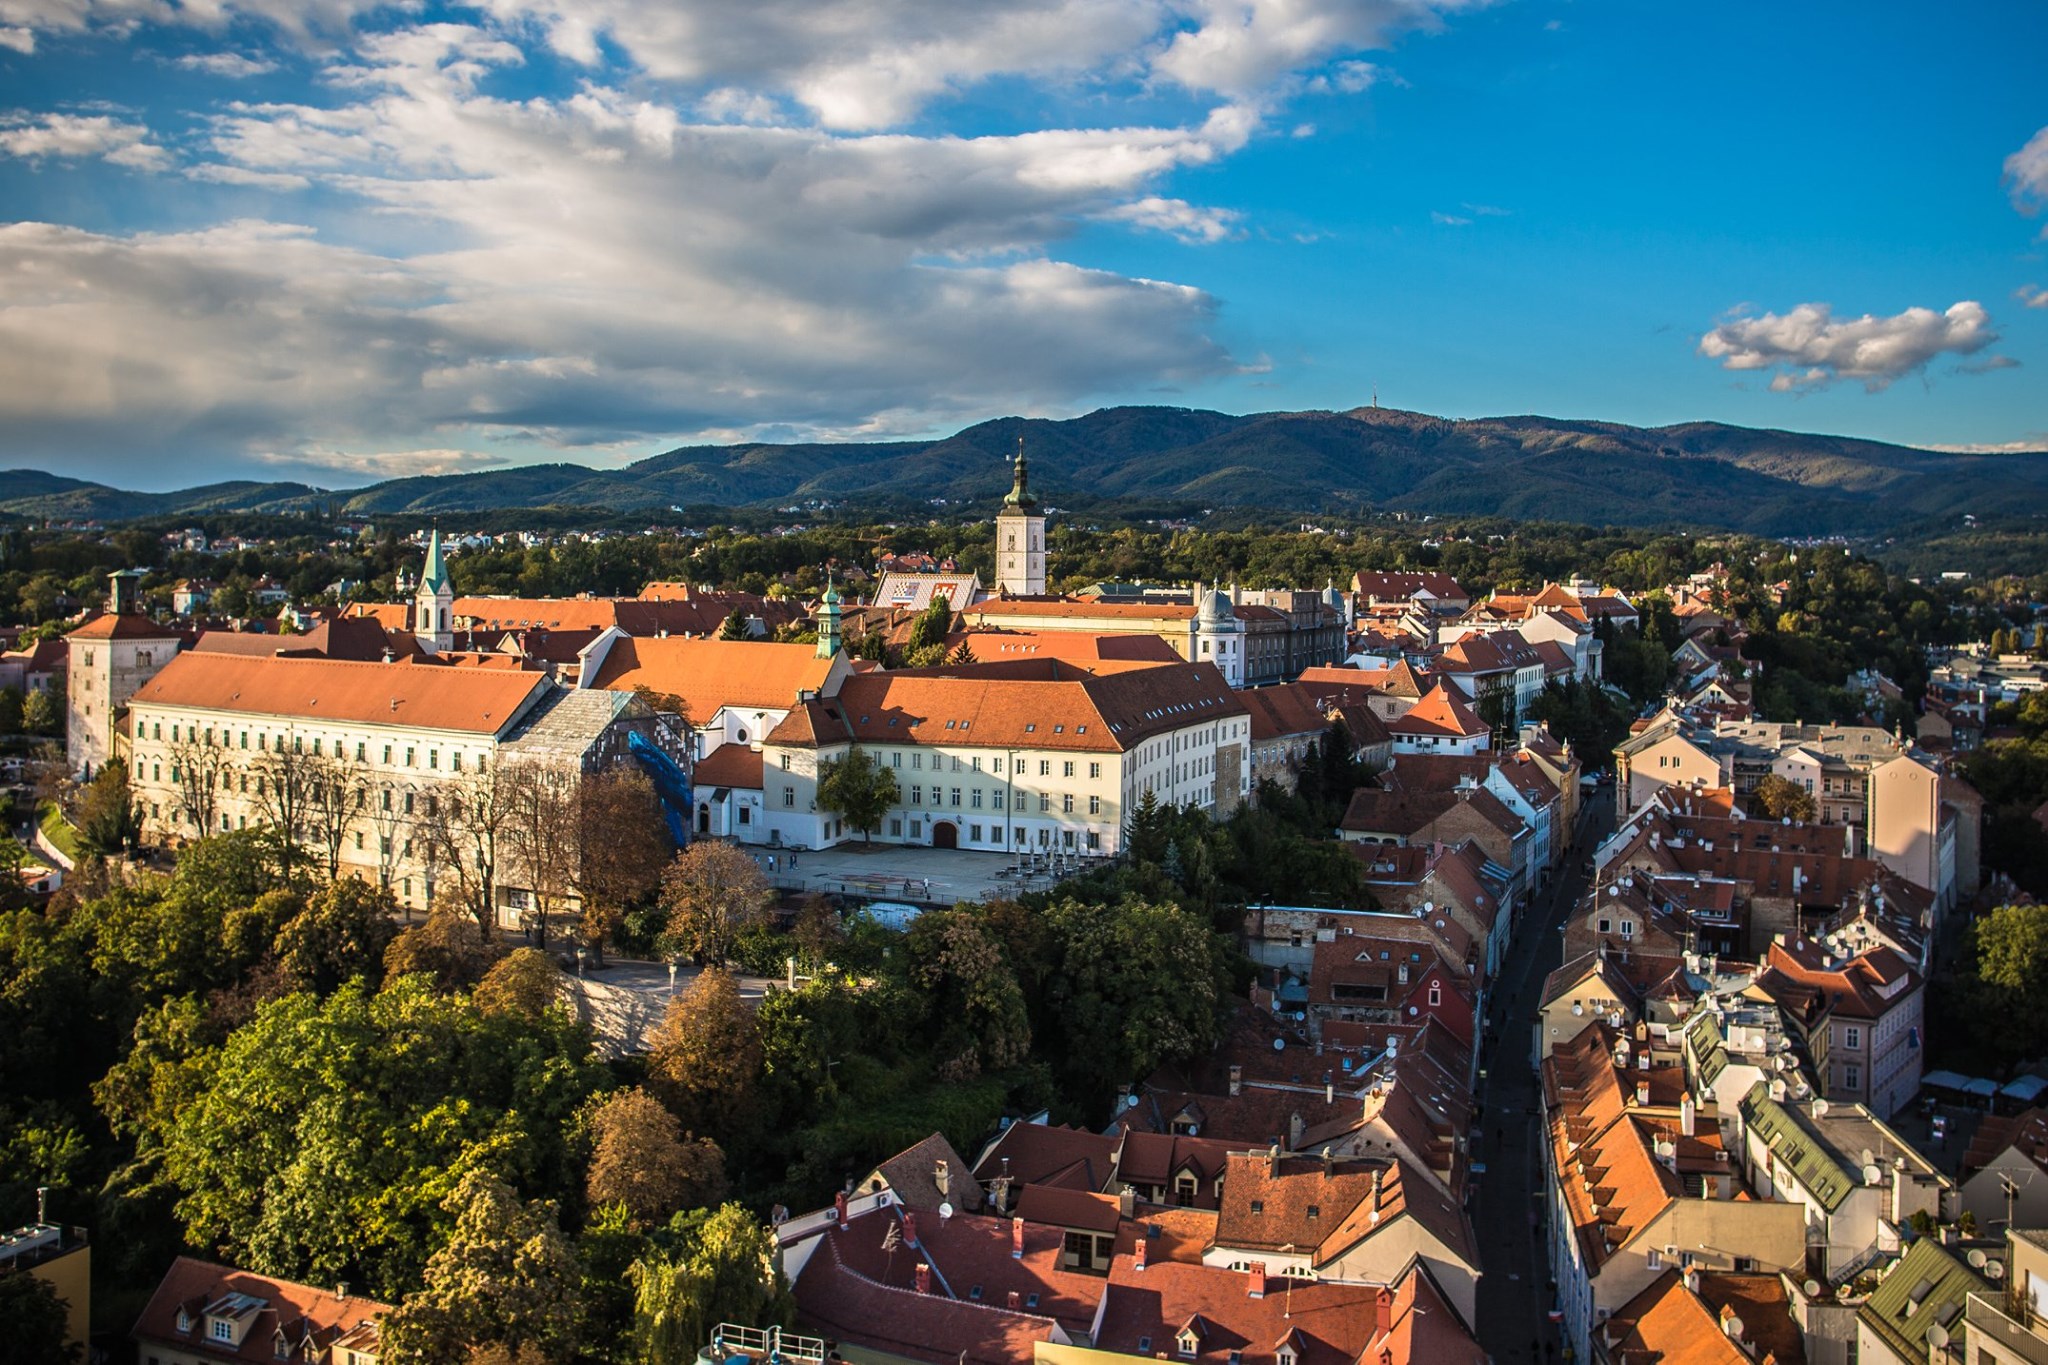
[740,842,1102,906]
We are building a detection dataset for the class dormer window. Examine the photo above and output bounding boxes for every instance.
[274,1331,290,1360]
[211,1319,235,1343]
[176,1308,192,1334]
[1276,1347,1299,1365]
[1178,1331,1200,1358]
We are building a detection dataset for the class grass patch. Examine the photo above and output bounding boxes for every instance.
[38,800,79,860]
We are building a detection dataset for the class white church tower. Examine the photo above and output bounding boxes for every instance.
[995,437,1046,597]
[414,528,454,654]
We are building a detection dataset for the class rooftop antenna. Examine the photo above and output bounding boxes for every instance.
[1371,383,1379,408]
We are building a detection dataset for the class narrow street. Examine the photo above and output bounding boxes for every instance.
[1472,785,1613,1364]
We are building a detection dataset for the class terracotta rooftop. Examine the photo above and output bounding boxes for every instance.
[765,661,1246,754]
[129,651,551,735]
[133,1256,388,1364]
[947,630,1184,666]
[692,744,765,790]
[1388,683,1489,739]
[69,611,180,641]
[588,636,842,719]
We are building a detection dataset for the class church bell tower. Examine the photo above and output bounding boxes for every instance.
[994,437,1046,597]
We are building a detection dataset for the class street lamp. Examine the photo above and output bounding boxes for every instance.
[667,960,678,996]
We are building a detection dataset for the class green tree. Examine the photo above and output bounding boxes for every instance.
[20,688,59,738]
[814,747,899,844]
[905,598,952,656]
[0,685,24,736]
[1750,773,1819,823]
[159,978,602,1299]
[1042,896,1231,1103]
[659,843,771,966]
[381,1170,584,1364]
[717,609,750,641]
[73,757,141,856]
[0,1270,80,1365]
[904,908,1031,1081]
[585,1087,727,1230]
[627,1205,793,1364]
[275,876,398,995]
[647,970,762,1149]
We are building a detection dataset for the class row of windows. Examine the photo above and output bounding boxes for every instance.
[898,785,1104,815]
[885,818,1101,851]
[141,720,482,772]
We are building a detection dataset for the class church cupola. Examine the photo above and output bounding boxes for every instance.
[994,435,1046,596]
[815,575,843,659]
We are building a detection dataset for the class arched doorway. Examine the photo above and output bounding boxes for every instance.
[932,821,958,849]
[697,805,711,834]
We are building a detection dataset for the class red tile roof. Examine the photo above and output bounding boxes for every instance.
[948,630,1184,666]
[1388,684,1488,739]
[69,611,180,641]
[589,636,841,718]
[129,651,551,734]
[1240,682,1334,743]
[768,661,1246,754]
[693,745,765,790]
[132,1256,388,1364]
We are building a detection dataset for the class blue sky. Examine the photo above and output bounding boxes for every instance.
[0,0,2043,490]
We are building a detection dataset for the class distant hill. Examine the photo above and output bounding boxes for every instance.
[8,407,2046,535]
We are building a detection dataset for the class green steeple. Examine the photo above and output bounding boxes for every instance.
[816,573,842,659]
[1001,435,1038,511]
[420,528,451,595]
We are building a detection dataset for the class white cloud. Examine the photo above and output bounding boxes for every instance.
[1101,195,1242,242]
[186,162,309,189]
[254,446,512,479]
[0,25,34,53]
[1697,300,2001,393]
[1430,210,1470,226]
[1152,0,1476,99]
[1921,438,2048,454]
[0,113,169,170]
[0,34,1245,475]
[2006,125,2048,214]
[2019,284,2048,310]
[172,51,278,77]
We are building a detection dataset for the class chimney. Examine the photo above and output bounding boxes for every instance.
[1681,1093,1696,1138]
[1322,1146,1335,1178]
[1229,1064,1243,1097]
[1683,1265,1700,1295]
[902,1211,919,1248]
[915,1262,932,1295]
[336,1281,350,1301]
[1326,1077,1335,1104]
[1248,1262,1267,1299]
[1635,1080,1649,1107]
[1134,1234,1149,1273]
[1289,1111,1305,1150]
[1118,1186,1136,1220]
[834,1192,849,1229]
[1012,1216,1024,1259]
[1374,1286,1395,1335]
[1008,1291,1021,1310]
[1268,1142,1280,1176]
[934,1159,950,1198]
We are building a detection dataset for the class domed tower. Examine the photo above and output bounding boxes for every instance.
[994,436,1046,597]
[815,575,843,659]
[1195,583,1244,687]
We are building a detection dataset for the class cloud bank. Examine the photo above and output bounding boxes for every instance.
[1697,301,2001,394]
[0,0,1473,483]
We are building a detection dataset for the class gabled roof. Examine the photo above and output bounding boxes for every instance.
[133,1256,388,1363]
[589,636,842,718]
[1240,683,1334,744]
[1600,1270,1753,1365]
[129,651,551,735]
[1855,1235,1987,1365]
[692,744,765,790]
[867,1132,985,1214]
[1388,684,1488,739]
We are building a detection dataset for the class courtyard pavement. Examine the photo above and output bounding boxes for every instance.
[740,842,1101,906]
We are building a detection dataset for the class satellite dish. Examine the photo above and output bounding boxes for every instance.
[1968,1249,1988,1269]
[1802,1280,1821,1298]
[1989,1262,2006,1281]
[1926,1325,1949,1349]
[938,1202,955,1220]
[1273,1037,1286,1052]
[1725,1316,1744,1340]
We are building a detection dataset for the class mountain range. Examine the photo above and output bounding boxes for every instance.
[3,406,2044,536]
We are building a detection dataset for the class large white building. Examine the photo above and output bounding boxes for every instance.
[755,659,1250,855]
[126,651,679,916]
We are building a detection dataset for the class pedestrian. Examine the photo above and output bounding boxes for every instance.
[768,854,777,873]
[790,852,798,868]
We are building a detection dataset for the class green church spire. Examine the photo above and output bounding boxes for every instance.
[1002,434,1038,511]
